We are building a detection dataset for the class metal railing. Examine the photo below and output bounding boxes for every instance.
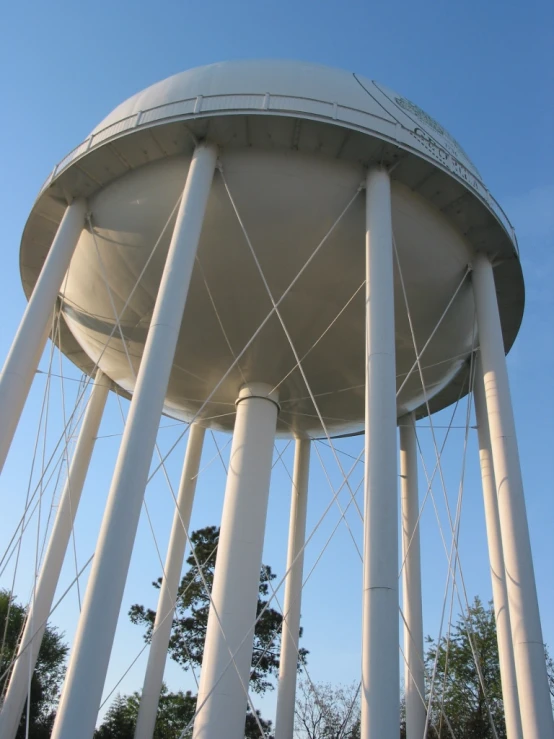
[37,91,518,253]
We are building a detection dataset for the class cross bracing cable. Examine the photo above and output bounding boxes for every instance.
[174,447,368,739]
[218,168,366,558]
[415,395,499,739]
[268,280,366,396]
[55,317,83,612]
[172,438,364,738]
[97,437,292,719]
[2,155,500,736]
[0,382,95,577]
[24,309,63,738]
[114,390,203,692]
[143,178,364,488]
[0,198,188,579]
[95,236,475,738]
[0,310,58,698]
[392,234,499,738]
[398,390,464,580]
[218,168,499,737]
[435,344,477,737]
[395,268,470,399]
[398,635,458,739]
[310,441,363,560]
[0,554,94,688]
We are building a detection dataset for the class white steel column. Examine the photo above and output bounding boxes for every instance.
[399,414,425,739]
[0,198,86,475]
[473,253,553,739]
[193,383,279,739]
[51,143,217,739]
[473,353,522,739]
[0,368,109,739]
[361,166,399,739]
[275,438,310,739]
[134,423,206,739]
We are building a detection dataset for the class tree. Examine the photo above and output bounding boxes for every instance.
[0,588,68,739]
[424,597,505,738]
[423,596,554,739]
[546,648,554,707]
[94,686,273,738]
[129,526,307,695]
[125,525,308,737]
[294,681,361,739]
[94,694,138,739]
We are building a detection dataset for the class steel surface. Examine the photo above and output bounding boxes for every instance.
[19,60,525,436]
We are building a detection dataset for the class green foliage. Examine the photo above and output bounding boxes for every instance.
[425,597,507,738]
[94,686,272,738]
[0,588,68,739]
[129,525,307,695]
[94,687,196,739]
[94,694,138,739]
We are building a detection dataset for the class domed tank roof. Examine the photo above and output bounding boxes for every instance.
[92,60,479,178]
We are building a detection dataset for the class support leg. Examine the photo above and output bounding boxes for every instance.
[472,253,553,739]
[399,414,425,739]
[134,423,206,739]
[275,438,310,739]
[193,383,279,739]
[361,166,399,739]
[51,143,217,739]
[474,353,522,739]
[0,369,109,739]
[0,198,86,475]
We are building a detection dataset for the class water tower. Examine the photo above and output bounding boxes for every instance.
[0,61,551,739]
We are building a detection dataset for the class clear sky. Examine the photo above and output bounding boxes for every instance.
[0,0,552,728]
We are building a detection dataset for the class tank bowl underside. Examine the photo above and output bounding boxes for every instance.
[56,148,479,436]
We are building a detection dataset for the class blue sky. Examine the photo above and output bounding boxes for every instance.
[0,0,552,727]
